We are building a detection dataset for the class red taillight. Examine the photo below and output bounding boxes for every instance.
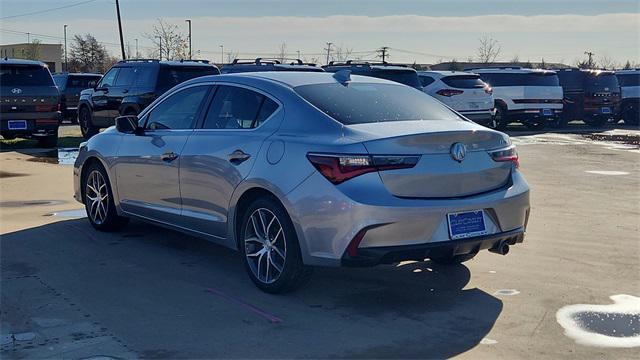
[307,154,420,184]
[484,86,493,95]
[489,145,519,168]
[36,104,57,112]
[436,89,464,97]
[346,228,368,257]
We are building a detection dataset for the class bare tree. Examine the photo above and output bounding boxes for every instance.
[226,50,239,63]
[276,42,288,63]
[332,44,354,62]
[623,60,633,70]
[145,18,189,60]
[23,39,42,60]
[69,34,111,73]
[477,35,501,64]
[597,54,616,70]
[510,54,520,63]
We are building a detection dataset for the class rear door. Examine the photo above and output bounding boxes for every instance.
[179,84,281,238]
[115,84,211,224]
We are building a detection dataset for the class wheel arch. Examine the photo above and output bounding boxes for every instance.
[79,155,117,206]
[232,187,284,250]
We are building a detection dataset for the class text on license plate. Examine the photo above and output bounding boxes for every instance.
[7,120,27,130]
[447,210,488,240]
[601,107,611,114]
[542,109,553,116]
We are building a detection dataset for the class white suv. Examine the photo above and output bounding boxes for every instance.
[418,71,495,127]
[470,67,563,130]
[615,69,640,125]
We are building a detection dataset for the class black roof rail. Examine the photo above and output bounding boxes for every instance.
[464,66,524,71]
[227,58,313,66]
[117,59,160,63]
[326,60,409,68]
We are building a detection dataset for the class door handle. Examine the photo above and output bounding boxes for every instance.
[122,89,129,94]
[161,151,179,162]
[228,149,251,164]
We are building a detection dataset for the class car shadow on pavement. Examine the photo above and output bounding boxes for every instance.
[1,218,502,359]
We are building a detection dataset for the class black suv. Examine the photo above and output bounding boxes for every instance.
[53,73,102,123]
[1,59,61,147]
[322,61,422,90]
[556,68,621,127]
[78,59,220,138]
[221,58,324,74]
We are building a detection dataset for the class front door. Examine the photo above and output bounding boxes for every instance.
[179,84,282,239]
[91,67,119,125]
[115,84,212,225]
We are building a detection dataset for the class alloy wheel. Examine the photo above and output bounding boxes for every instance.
[85,170,109,225]
[244,208,287,284]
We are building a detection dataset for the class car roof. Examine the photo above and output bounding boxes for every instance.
[114,59,217,68]
[53,72,102,77]
[187,71,401,88]
[469,67,557,75]
[0,58,47,67]
[615,69,640,75]
[417,70,479,78]
[323,61,416,73]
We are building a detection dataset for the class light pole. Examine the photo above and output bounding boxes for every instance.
[63,24,68,72]
[135,38,138,58]
[325,42,333,65]
[219,45,224,64]
[157,36,162,60]
[185,19,192,60]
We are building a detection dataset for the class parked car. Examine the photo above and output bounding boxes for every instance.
[221,58,324,73]
[418,70,495,127]
[78,59,220,139]
[0,58,60,147]
[53,72,103,124]
[323,61,422,89]
[615,69,640,125]
[73,71,530,293]
[469,67,563,130]
[556,68,621,127]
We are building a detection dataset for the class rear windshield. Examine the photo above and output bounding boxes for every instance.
[0,64,54,86]
[585,74,619,89]
[616,73,640,87]
[441,75,485,89]
[295,82,461,125]
[158,66,219,88]
[478,72,559,87]
[368,70,421,88]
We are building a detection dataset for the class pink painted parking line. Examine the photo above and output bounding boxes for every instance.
[206,287,283,324]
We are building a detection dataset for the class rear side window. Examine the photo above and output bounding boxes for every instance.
[146,85,209,130]
[68,76,101,89]
[158,66,219,89]
[203,85,278,129]
[295,83,461,125]
[0,64,54,86]
[53,75,67,89]
[617,74,640,87]
[479,72,559,87]
[441,75,485,89]
[369,70,421,88]
[133,67,156,86]
[419,75,435,87]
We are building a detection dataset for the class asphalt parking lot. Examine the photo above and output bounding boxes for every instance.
[1,124,639,359]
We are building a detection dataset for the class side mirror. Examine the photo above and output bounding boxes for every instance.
[88,80,97,88]
[115,115,141,134]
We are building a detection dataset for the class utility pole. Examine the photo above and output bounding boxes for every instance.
[115,0,126,60]
[584,51,595,68]
[297,50,301,60]
[186,19,192,60]
[219,45,224,64]
[27,32,30,43]
[157,36,162,60]
[135,38,138,58]
[325,42,333,65]
[378,46,389,62]
[63,25,68,72]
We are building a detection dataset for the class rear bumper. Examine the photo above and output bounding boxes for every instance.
[342,228,525,266]
[508,109,561,123]
[1,112,60,136]
[460,109,494,124]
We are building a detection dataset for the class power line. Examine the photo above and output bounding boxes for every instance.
[0,0,100,20]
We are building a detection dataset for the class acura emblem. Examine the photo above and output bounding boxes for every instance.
[450,142,466,162]
[11,88,22,94]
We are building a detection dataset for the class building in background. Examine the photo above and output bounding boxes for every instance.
[0,43,63,72]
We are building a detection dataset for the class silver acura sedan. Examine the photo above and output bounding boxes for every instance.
[73,71,530,293]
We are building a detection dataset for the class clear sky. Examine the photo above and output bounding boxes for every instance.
[1,0,638,66]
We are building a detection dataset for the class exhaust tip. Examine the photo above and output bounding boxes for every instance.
[489,242,510,255]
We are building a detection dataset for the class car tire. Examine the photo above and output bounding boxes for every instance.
[623,109,639,126]
[239,197,312,293]
[430,253,476,265]
[1,133,16,140]
[82,162,129,232]
[37,132,58,148]
[79,106,99,139]
[493,105,509,130]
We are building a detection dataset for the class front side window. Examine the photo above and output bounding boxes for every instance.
[145,85,209,130]
[616,73,640,87]
[203,86,278,129]
[98,68,119,88]
[114,67,135,87]
[295,82,461,125]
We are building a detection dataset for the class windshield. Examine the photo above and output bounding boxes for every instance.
[0,64,54,86]
[369,70,421,88]
[295,82,461,125]
[442,75,485,89]
[479,72,559,87]
[616,73,640,87]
